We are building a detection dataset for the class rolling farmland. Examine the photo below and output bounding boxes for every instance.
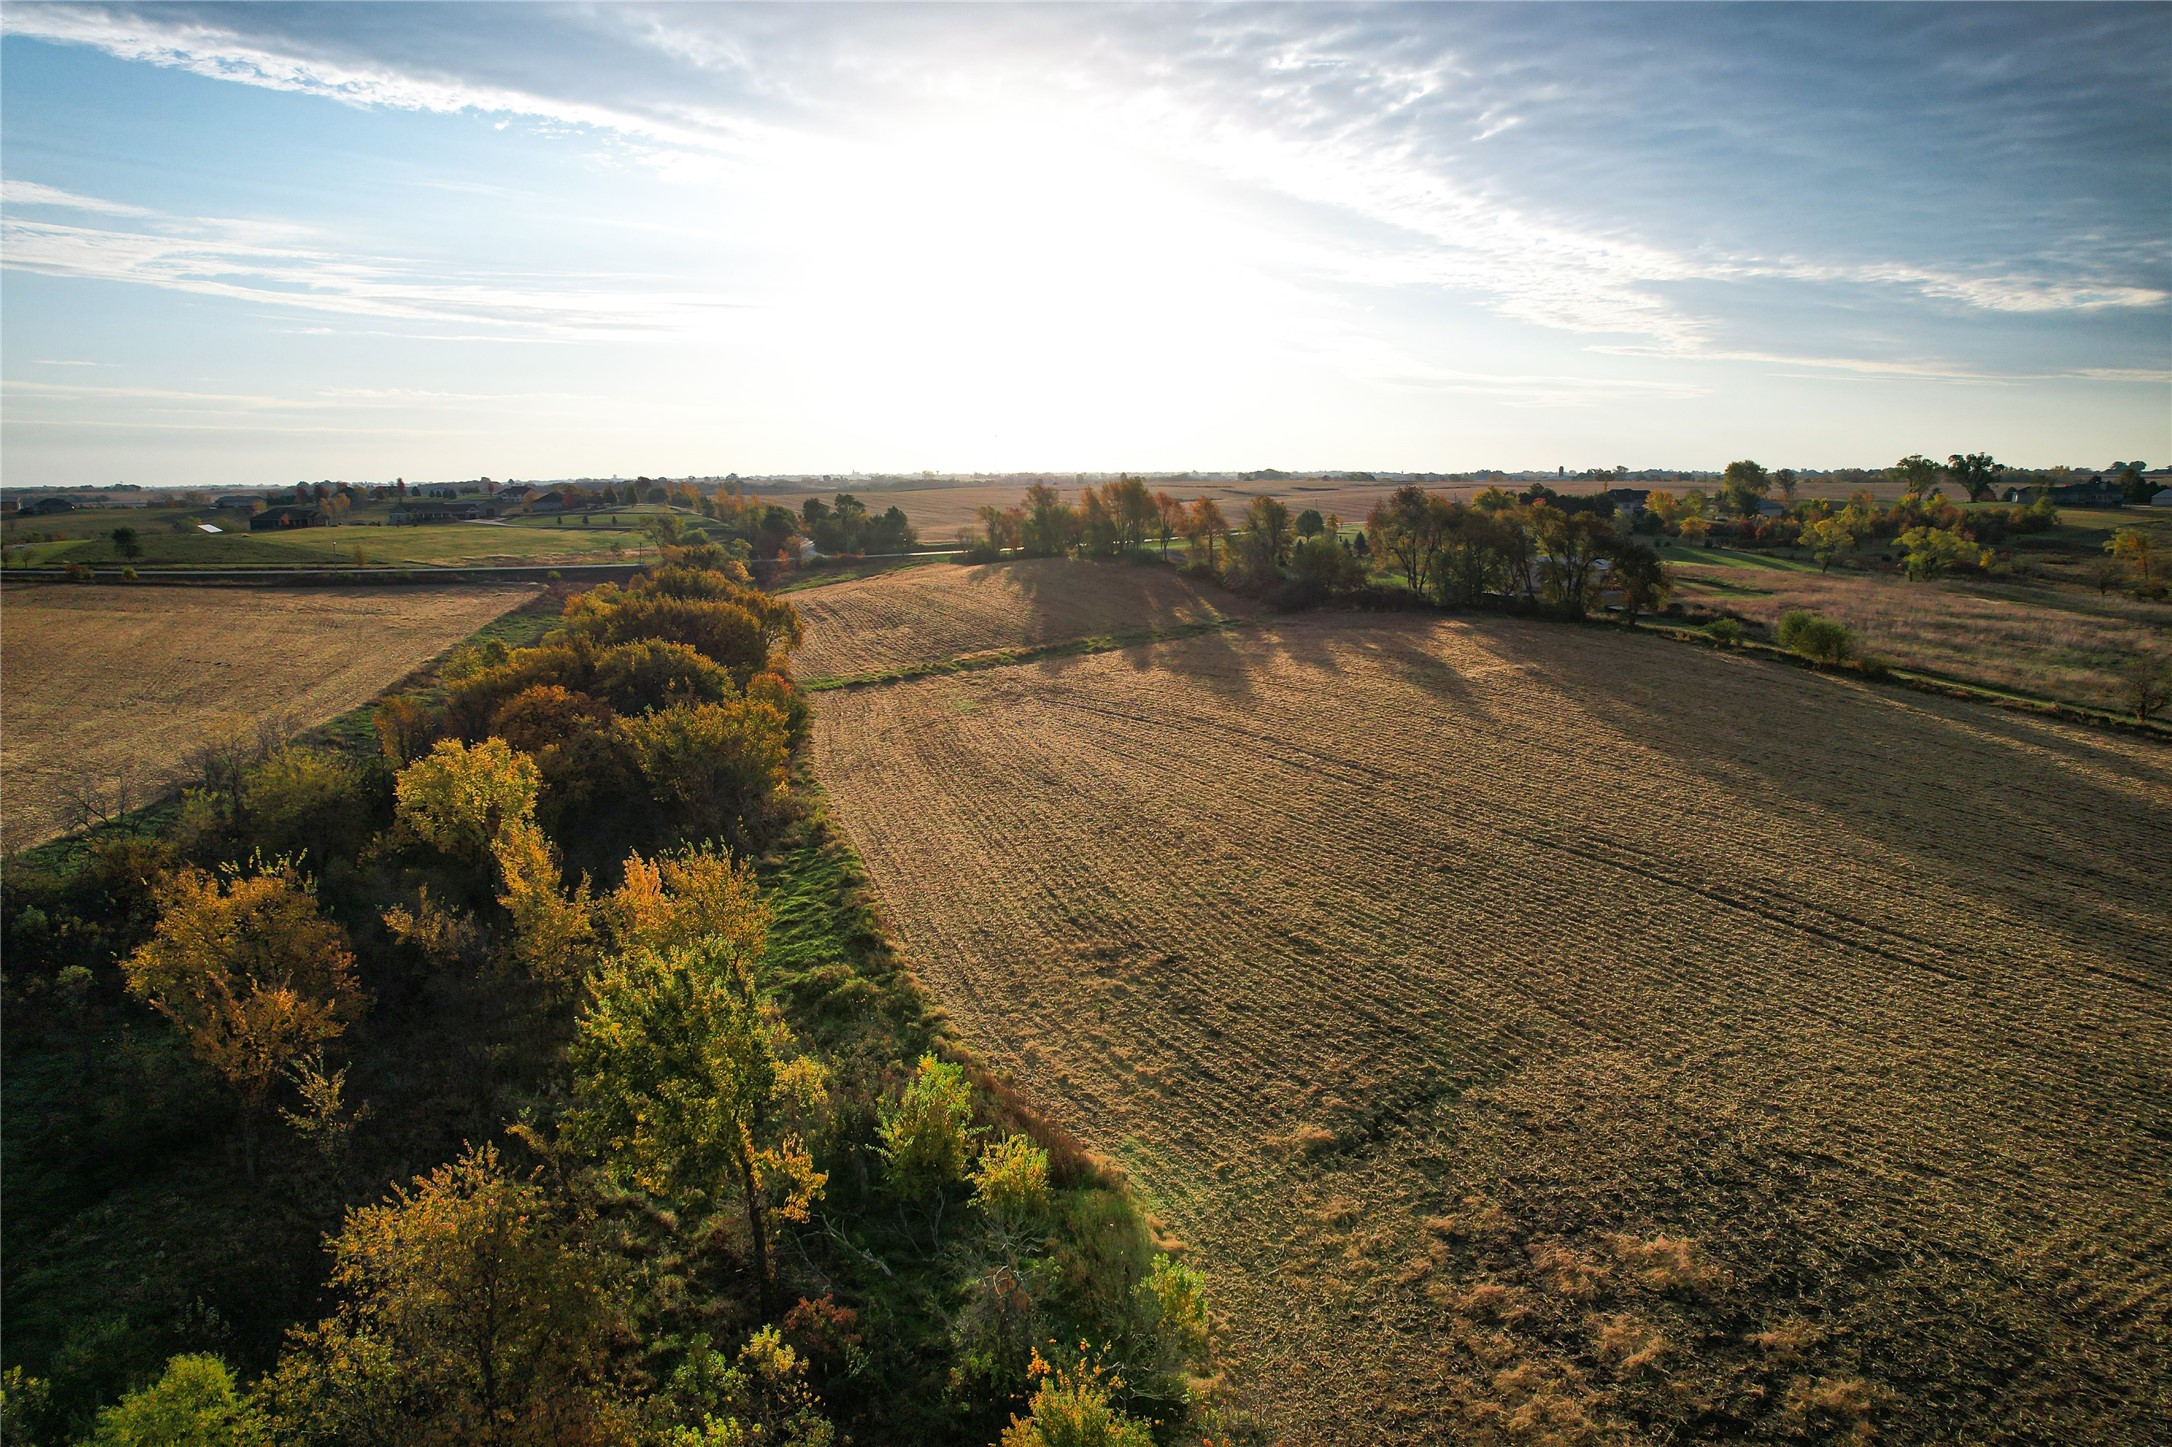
[808,600,2172,1442]
[0,583,539,850]
[1671,563,2169,712]
[790,556,1256,681]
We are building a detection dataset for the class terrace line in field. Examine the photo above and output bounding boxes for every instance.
[810,612,2172,1444]
[0,584,540,850]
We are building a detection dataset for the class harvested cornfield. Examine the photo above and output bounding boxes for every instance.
[812,615,2172,1444]
[1,584,538,850]
[1677,565,2168,711]
[790,556,1254,681]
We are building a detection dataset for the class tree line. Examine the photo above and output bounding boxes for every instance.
[0,542,1222,1446]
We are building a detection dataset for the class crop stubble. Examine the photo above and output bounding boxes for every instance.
[811,611,2171,1443]
[1,583,539,850]
[789,557,1254,681]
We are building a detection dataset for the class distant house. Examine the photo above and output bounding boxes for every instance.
[1604,487,1650,517]
[390,501,493,525]
[2051,477,2125,508]
[22,497,76,515]
[250,504,329,531]
[527,490,573,513]
[419,485,462,500]
[213,494,262,511]
[2152,488,2172,508]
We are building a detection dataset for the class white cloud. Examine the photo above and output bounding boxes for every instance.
[2,178,155,215]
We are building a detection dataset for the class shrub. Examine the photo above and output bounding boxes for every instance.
[999,1356,1154,1447]
[971,1133,1052,1223]
[240,746,369,863]
[878,1053,978,1197]
[87,1353,262,1447]
[1776,609,1855,664]
[1701,618,1743,645]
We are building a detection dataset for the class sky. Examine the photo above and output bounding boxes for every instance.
[2,2,2167,486]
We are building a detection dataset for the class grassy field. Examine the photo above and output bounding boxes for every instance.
[804,588,2172,1443]
[790,555,1256,682]
[0,583,540,850]
[1672,565,2168,710]
[2,505,676,569]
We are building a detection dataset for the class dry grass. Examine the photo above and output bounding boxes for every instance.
[789,556,1255,681]
[811,611,2171,1444]
[1,583,538,850]
[1677,565,2169,709]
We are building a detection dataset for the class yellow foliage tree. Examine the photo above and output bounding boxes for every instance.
[607,844,768,965]
[256,1142,630,1445]
[123,862,365,1179]
[393,738,541,866]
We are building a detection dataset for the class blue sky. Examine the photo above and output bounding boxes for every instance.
[2,2,2166,485]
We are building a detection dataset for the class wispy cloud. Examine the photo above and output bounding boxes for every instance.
[1,186,741,334]
[11,1,2163,364]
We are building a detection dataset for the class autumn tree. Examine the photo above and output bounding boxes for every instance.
[607,844,768,963]
[2106,526,2162,591]
[1153,492,1184,556]
[566,937,827,1320]
[394,738,541,870]
[1802,514,1856,572]
[256,1143,630,1445]
[1108,475,1156,552]
[123,862,366,1179]
[1182,498,1228,570]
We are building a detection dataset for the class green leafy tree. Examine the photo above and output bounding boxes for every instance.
[1718,460,1771,517]
[1294,508,1325,538]
[1946,452,2003,503]
[566,938,827,1320]
[89,1354,263,1447]
[879,1053,978,1199]
[1607,539,1671,623]
[111,525,142,560]
[1890,453,1942,500]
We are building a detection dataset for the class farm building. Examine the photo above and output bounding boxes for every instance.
[20,497,76,515]
[2153,488,2172,508]
[1604,487,1651,516]
[249,504,330,531]
[213,494,263,511]
[389,501,494,524]
[2005,477,2126,507]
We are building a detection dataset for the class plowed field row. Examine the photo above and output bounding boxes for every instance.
[789,557,1254,681]
[811,614,2172,1444]
[1,584,540,850]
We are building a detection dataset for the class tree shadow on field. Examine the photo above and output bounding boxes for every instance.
[1466,617,2172,977]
